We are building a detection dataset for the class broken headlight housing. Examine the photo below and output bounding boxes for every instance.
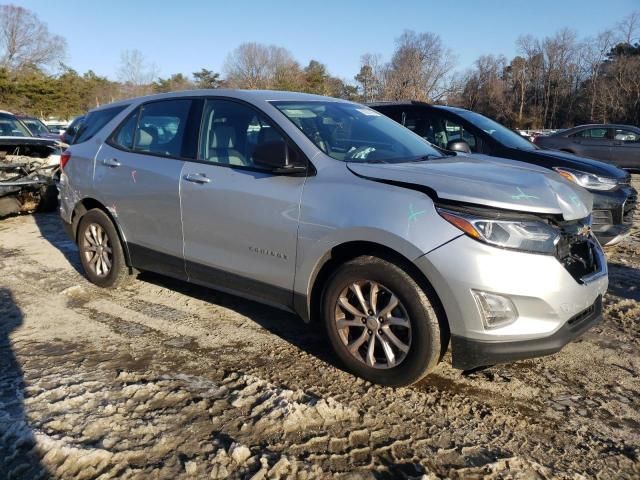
[437,208,561,254]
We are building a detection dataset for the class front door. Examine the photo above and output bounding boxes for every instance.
[180,98,307,307]
[611,127,640,169]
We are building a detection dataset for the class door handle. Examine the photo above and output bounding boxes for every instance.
[183,173,211,184]
[102,158,121,167]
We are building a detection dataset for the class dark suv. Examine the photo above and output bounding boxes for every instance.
[369,102,637,246]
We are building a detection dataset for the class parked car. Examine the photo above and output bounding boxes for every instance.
[0,111,34,137]
[60,115,85,145]
[534,124,640,171]
[369,102,637,246]
[44,121,69,135]
[0,136,65,216]
[59,91,606,386]
[15,115,61,140]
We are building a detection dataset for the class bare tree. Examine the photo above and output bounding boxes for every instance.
[0,5,66,71]
[617,10,639,44]
[354,53,383,101]
[582,30,616,120]
[383,31,456,102]
[117,49,157,96]
[224,43,299,89]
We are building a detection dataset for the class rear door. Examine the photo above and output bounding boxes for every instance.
[94,98,200,278]
[180,98,307,307]
[611,127,640,168]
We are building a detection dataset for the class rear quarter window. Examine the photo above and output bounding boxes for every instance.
[74,105,128,144]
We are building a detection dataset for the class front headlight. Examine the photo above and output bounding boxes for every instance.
[553,167,617,191]
[437,208,560,254]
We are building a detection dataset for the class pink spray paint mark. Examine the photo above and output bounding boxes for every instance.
[131,170,137,183]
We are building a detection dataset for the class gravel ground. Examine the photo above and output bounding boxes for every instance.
[0,176,638,479]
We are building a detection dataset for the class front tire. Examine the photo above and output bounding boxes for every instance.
[322,256,443,387]
[77,209,130,288]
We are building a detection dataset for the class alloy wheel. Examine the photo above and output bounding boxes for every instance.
[81,223,113,277]
[334,280,412,369]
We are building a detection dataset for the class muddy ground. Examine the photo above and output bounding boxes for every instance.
[1,177,639,480]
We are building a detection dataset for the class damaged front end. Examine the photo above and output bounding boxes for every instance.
[0,139,64,217]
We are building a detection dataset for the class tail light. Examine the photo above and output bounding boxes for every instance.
[60,151,71,170]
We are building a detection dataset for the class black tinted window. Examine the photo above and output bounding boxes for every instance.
[199,99,289,168]
[402,111,477,151]
[75,105,127,144]
[112,109,139,150]
[134,100,192,158]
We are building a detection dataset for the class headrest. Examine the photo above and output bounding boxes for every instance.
[211,125,236,149]
[136,125,157,148]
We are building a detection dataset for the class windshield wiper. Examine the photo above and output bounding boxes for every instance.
[408,154,445,162]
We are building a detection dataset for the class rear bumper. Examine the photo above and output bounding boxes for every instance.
[451,296,602,370]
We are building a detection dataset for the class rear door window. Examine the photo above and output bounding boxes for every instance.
[111,109,140,150]
[133,100,193,158]
[571,128,610,139]
[74,105,127,144]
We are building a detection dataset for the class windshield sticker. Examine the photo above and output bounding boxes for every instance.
[356,108,381,116]
[408,204,426,222]
[511,187,539,201]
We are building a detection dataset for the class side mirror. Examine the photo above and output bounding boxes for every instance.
[253,140,306,174]
[447,139,471,154]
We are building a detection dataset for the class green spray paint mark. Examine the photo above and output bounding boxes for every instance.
[511,187,539,201]
[408,204,426,222]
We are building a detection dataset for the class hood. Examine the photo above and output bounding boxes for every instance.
[347,156,593,221]
[526,147,629,181]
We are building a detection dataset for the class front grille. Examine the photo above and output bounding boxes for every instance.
[555,219,598,282]
[623,190,638,225]
[567,296,602,332]
[592,209,613,226]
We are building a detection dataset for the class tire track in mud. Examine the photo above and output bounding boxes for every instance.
[1,181,640,478]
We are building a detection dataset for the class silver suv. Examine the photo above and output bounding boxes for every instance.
[59,90,608,386]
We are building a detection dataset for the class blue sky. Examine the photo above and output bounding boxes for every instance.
[16,0,640,82]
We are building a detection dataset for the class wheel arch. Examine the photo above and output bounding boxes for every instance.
[70,197,133,267]
[298,240,450,350]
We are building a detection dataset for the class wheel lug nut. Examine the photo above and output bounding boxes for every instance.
[361,318,366,323]
[368,330,372,335]
[368,311,373,315]
[379,317,384,322]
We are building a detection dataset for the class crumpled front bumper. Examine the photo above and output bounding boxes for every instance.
[415,234,608,370]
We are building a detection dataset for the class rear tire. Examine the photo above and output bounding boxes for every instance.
[77,208,130,288]
[322,255,442,387]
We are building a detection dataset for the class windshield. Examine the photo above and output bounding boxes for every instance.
[22,119,49,136]
[272,101,445,163]
[0,115,32,137]
[458,110,537,151]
